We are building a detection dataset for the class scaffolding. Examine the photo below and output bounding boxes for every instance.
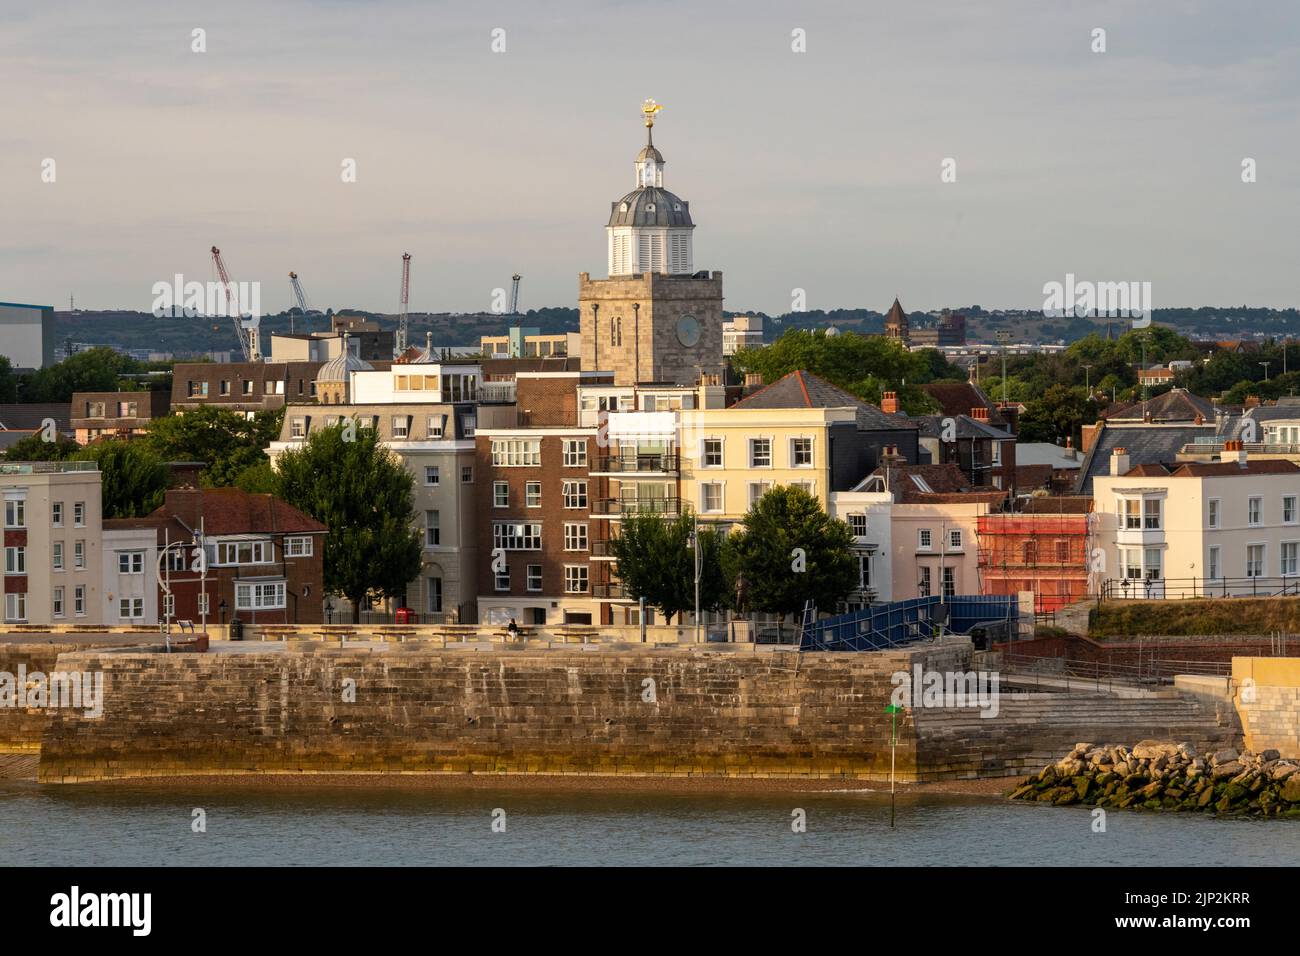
[976,506,1094,615]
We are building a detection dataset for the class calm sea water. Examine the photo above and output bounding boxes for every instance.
[2,782,1297,866]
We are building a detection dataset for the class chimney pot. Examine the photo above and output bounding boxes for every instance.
[881,390,899,415]
[1110,447,1130,476]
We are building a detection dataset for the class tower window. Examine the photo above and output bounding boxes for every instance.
[645,202,656,212]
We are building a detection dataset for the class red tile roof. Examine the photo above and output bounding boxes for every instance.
[109,488,326,536]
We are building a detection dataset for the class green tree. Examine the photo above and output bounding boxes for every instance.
[732,329,939,413]
[0,356,17,403]
[232,460,278,494]
[18,347,141,402]
[610,510,730,624]
[727,485,857,624]
[71,440,169,518]
[1017,384,1093,445]
[2,431,79,461]
[144,405,282,487]
[273,422,423,622]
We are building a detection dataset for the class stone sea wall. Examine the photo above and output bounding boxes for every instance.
[0,643,105,751]
[36,644,976,784]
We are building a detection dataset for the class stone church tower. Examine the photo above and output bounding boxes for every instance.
[580,101,723,386]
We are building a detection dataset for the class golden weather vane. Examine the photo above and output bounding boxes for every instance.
[641,98,663,128]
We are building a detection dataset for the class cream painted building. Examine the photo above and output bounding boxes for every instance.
[101,526,159,625]
[269,403,481,622]
[1,461,103,624]
[828,482,894,605]
[1092,443,1300,598]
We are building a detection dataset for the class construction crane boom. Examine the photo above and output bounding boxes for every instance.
[210,246,259,361]
[395,253,412,356]
[288,271,311,335]
[510,273,522,322]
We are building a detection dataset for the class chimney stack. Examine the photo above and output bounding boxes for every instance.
[1110,447,1130,476]
[881,390,899,414]
[970,406,989,422]
[1223,439,1248,468]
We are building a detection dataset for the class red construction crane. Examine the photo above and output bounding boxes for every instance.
[396,253,411,356]
[210,246,257,361]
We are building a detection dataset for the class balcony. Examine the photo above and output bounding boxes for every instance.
[592,581,630,600]
[590,452,679,475]
[1179,441,1300,457]
[590,496,681,517]
[590,538,617,558]
[476,381,517,404]
[0,461,98,475]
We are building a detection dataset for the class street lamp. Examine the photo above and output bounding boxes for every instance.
[995,330,1011,406]
[218,599,227,626]
[324,595,335,625]
[1082,364,1093,397]
[1260,361,1271,382]
[688,512,701,644]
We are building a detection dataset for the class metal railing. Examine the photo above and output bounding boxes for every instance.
[1001,651,1231,688]
[591,452,679,474]
[0,460,98,474]
[1100,576,1300,601]
[590,497,681,516]
[476,381,517,403]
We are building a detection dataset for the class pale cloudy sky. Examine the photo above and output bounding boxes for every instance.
[1,0,1297,317]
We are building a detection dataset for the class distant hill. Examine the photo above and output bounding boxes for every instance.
[54,303,1298,355]
[53,307,581,354]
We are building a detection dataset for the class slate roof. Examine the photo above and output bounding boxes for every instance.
[1104,388,1216,423]
[732,370,917,432]
[913,413,1012,441]
[860,462,1005,505]
[1074,421,1217,494]
[920,382,1007,425]
[0,403,72,433]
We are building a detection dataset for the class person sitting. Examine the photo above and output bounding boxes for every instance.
[506,618,519,638]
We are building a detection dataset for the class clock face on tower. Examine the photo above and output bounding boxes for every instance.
[675,314,701,347]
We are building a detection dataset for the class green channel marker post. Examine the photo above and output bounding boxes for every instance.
[884,703,903,828]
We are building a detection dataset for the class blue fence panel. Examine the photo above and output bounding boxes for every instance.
[799,594,1017,652]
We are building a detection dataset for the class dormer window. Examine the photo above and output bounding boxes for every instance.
[620,202,628,213]
[645,202,656,213]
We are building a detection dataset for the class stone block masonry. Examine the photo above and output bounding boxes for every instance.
[1234,657,1300,759]
[37,644,976,784]
[0,643,115,751]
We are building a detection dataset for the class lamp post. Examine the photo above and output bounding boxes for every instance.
[218,599,228,627]
[1260,361,1271,382]
[995,330,1011,406]
[324,596,335,625]
[1082,364,1093,398]
[688,512,701,644]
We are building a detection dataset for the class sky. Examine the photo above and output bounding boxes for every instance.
[2,0,1298,319]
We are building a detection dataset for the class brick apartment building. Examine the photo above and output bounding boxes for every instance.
[171,360,324,414]
[474,370,605,626]
[70,389,170,444]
